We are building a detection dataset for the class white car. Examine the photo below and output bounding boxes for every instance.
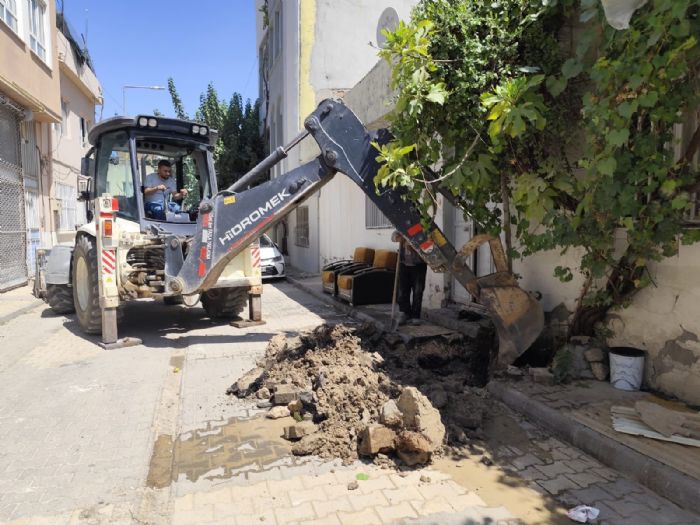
[260,234,286,279]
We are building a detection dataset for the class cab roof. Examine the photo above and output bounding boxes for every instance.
[88,115,218,147]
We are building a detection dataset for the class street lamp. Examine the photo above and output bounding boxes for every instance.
[122,85,166,115]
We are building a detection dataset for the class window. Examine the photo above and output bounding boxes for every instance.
[295,206,309,247]
[27,0,47,62]
[55,181,77,231]
[365,196,392,229]
[0,0,18,32]
[273,8,282,58]
[55,100,68,137]
[96,131,138,221]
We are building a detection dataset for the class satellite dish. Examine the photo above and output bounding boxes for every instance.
[376,7,399,48]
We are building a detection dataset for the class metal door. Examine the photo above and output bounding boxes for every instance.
[0,100,28,290]
[20,121,41,276]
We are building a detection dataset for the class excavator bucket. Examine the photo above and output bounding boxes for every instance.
[456,235,544,367]
[478,283,544,367]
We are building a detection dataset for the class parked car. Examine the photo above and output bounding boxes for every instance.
[260,234,286,280]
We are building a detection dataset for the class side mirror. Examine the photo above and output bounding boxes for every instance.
[80,156,94,177]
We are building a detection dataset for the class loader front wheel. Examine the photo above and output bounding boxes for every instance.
[201,288,248,319]
[72,235,102,334]
[46,284,75,314]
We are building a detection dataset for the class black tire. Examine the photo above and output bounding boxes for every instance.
[201,288,248,319]
[72,235,102,334]
[46,284,75,314]
[163,295,184,305]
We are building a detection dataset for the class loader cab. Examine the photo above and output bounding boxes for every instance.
[83,115,218,234]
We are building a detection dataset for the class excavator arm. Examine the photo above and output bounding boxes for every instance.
[165,99,543,365]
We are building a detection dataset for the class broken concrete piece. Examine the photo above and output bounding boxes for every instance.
[358,424,397,456]
[380,400,403,427]
[395,431,432,465]
[283,422,317,440]
[291,433,325,456]
[266,406,291,419]
[267,334,288,358]
[530,367,554,385]
[256,387,271,400]
[274,384,301,405]
[226,367,264,397]
[347,481,359,490]
[590,362,609,381]
[584,347,605,363]
[397,387,445,449]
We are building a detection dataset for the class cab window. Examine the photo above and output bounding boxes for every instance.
[95,131,138,221]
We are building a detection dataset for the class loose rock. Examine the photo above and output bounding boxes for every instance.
[283,422,316,440]
[274,384,301,405]
[287,399,303,413]
[397,387,445,450]
[358,424,397,456]
[226,367,264,397]
[396,431,432,466]
[266,406,291,419]
[530,367,554,385]
[380,400,403,427]
[347,481,359,490]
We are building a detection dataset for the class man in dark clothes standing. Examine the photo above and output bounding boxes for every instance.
[392,231,428,324]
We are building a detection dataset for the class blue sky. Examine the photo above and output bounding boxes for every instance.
[60,0,259,121]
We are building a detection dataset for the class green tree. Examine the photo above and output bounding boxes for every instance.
[377,0,700,337]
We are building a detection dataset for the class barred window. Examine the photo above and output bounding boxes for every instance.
[295,206,309,247]
[365,195,392,229]
[55,181,77,231]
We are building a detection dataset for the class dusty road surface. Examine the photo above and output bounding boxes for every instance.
[0,283,696,525]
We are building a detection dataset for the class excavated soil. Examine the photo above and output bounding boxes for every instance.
[236,322,496,464]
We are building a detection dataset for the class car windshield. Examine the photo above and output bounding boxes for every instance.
[136,138,212,222]
[259,235,272,248]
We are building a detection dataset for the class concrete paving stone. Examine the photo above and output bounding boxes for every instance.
[532,438,567,452]
[591,467,620,481]
[357,475,396,494]
[382,486,423,505]
[417,480,465,501]
[606,497,659,518]
[599,478,646,498]
[447,493,488,511]
[536,474,581,495]
[194,487,232,506]
[273,502,316,524]
[375,501,418,523]
[533,461,575,478]
[388,472,424,488]
[267,478,305,495]
[173,493,194,512]
[348,491,389,511]
[410,496,455,517]
[214,500,252,519]
[230,483,272,501]
[172,507,215,525]
[235,508,278,525]
[293,515,341,525]
[338,508,383,525]
[323,482,358,500]
[311,496,353,518]
[287,487,322,506]
[510,453,543,470]
[564,471,606,488]
[301,473,337,490]
[246,468,284,484]
[516,466,548,482]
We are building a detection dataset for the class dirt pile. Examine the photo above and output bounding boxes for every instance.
[227,323,494,465]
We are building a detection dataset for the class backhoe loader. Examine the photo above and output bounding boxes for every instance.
[38,100,543,364]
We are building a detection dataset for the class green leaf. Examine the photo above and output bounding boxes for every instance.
[426,84,447,105]
[546,76,567,97]
[617,101,637,119]
[660,179,677,196]
[562,59,583,79]
[607,128,630,147]
[672,195,689,210]
[597,157,617,176]
[356,473,369,481]
[638,91,658,108]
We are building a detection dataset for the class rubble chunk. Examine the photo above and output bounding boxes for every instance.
[274,384,301,405]
[584,347,605,363]
[590,362,609,381]
[358,424,397,456]
[380,400,403,427]
[397,387,445,449]
[266,406,291,419]
[530,367,554,385]
[283,422,317,440]
[287,399,303,413]
[395,431,432,465]
[226,367,264,397]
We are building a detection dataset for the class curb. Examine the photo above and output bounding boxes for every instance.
[285,275,385,327]
[487,380,699,515]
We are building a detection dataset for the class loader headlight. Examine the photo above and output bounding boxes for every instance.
[199,126,208,136]
[138,117,148,127]
[192,125,200,134]
[148,118,157,127]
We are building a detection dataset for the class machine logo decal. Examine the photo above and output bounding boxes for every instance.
[218,190,291,246]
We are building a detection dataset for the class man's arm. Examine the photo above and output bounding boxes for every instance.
[144,184,167,196]
[171,188,189,201]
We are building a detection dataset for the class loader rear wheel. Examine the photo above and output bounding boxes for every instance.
[46,284,75,314]
[72,235,102,334]
[201,288,248,319]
